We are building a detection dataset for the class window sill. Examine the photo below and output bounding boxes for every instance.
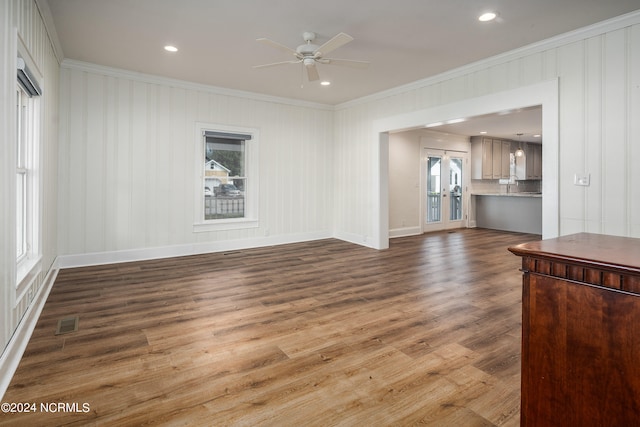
[17,254,42,294]
[193,218,259,233]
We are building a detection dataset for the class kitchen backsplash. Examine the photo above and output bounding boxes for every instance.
[471,179,542,194]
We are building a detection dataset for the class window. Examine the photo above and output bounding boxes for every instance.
[195,123,258,232]
[16,84,29,260]
[16,54,42,283]
[204,135,247,220]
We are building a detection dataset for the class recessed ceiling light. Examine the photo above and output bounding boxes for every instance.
[480,131,487,134]
[164,45,178,52]
[425,121,444,128]
[534,134,541,138]
[320,81,331,86]
[479,12,497,22]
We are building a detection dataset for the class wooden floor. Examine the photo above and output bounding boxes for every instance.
[1,228,538,426]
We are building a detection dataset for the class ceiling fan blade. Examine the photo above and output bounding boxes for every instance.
[305,61,320,81]
[322,58,370,68]
[314,32,353,57]
[256,38,301,58]
[253,59,301,69]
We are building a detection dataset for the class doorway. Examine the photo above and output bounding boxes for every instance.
[374,79,558,249]
[423,149,467,233]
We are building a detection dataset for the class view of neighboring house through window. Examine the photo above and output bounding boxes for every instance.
[203,132,249,220]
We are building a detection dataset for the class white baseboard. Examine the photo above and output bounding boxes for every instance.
[1,232,334,399]
[389,226,422,238]
[56,231,333,269]
[0,264,58,401]
[332,230,377,249]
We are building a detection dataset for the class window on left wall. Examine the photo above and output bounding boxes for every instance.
[16,56,42,284]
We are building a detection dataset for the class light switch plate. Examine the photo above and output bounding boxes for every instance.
[574,173,590,186]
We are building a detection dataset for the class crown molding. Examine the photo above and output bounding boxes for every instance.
[60,59,335,111]
[34,0,64,64]
[336,9,640,110]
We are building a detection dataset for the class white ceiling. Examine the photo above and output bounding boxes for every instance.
[44,0,640,106]
[423,106,543,143]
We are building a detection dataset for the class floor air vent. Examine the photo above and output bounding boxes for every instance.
[55,316,79,335]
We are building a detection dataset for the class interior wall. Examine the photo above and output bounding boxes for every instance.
[334,12,640,247]
[388,130,421,236]
[0,0,59,371]
[57,62,334,261]
[388,129,471,238]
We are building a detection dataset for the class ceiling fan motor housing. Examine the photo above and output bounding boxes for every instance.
[297,44,319,56]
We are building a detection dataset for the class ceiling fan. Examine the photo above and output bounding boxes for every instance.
[253,31,369,82]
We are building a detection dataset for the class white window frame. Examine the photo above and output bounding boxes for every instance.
[16,84,29,262]
[193,122,259,232]
[15,48,43,294]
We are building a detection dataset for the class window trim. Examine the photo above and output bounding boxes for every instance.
[15,44,43,292]
[16,84,28,263]
[193,122,259,233]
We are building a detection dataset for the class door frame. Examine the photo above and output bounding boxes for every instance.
[421,148,469,233]
[373,79,559,249]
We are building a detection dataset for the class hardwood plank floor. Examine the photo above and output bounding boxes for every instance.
[1,228,538,426]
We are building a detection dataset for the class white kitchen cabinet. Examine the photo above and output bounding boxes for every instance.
[471,137,511,180]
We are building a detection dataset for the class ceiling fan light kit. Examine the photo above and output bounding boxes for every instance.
[254,31,369,83]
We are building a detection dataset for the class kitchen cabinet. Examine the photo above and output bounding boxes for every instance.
[481,138,493,179]
[494,140,510,179]
[509,233,640,427]
[515,142,542,180]
[471,136,510,180]
[532,144,542,179]
[491,140,501,179]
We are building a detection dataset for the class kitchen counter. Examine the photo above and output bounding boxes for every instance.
[471,192,542,198]
[471,193,542,234]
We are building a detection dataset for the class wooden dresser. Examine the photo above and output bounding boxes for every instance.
[509,233,640,427]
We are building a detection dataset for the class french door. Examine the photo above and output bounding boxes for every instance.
[423,149,467,233]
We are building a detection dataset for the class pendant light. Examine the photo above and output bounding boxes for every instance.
[515,133,525,157]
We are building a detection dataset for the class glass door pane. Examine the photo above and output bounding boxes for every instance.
[426,156,441,223]
[423,148,468,233]
[449,157,463,221]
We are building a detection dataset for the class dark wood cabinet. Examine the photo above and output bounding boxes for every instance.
[509,233,640,427]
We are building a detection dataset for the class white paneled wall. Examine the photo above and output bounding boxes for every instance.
[57,62,334,259]
[2,2,640,399]
[0,0,15,358]
[631,24,640,236]
[334,12,640,246]
[1,0,59,394]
